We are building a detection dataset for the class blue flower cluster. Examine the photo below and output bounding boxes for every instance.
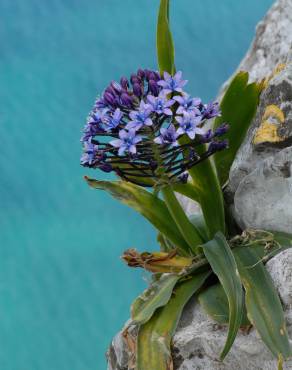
[80,69,228,186]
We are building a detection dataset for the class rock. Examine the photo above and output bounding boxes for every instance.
[228,60,292,194]
[172,249,292,370]
[236,0,292,82]
[233,147,292,232]
[228,49,292,232]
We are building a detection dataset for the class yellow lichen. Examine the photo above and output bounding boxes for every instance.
[262,63,287,89]
[253,104,286,144]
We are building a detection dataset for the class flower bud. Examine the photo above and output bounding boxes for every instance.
[120,77,129,89]
[120,93,133,107]
[148,80,159,96]
[137,69,145,80]
[104,92,116,106]
[133,83,143,97]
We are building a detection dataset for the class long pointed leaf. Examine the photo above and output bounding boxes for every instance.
[188,154,225,238]
[131,274,180,325]
[198,282,250,326]
[136,271,210,370]
[233,246,292,360]
[202,232,243,359]
[179,135,225,238]
[85,177,190,254]
[156,0,175,74]
[214,72,262,185]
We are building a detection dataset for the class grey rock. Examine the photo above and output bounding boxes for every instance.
[172,249,292,370]
[233,147,292,232]
[228,60,292,197]
[237,0,292,82]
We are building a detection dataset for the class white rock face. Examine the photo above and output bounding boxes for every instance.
[107,1,292,369]
[233,147,292,232]
[237,0,292,82]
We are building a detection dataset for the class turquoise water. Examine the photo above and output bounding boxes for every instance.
[0,1,273,369]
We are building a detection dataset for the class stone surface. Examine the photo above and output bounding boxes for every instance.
[236,0,292,82]
[233,147,292,232]
[107,1,292,369]
[172,250,292,370]
[228,51,292,232]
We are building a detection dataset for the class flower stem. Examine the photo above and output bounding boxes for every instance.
[161,185,203,255]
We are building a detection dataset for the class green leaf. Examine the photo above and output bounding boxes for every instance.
[85,177,190,255]
[187,145,225,238]
[189,213,209,242]
[180,137,225,238]
[272,231,292,250]
[202,233,243,359]
[214,72,262,185]
[198,282,250,326]
[136,271,210,370]
[156,0,175,74]
[233,246,292,360]
[131,274,180,325]
[161,186,202,254]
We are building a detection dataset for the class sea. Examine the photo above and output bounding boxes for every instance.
[0,0,273,369]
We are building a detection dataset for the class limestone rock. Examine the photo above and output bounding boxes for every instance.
[228,60,292,195]
[233,147,292,232]
[171,251,292,370]
[236,0,292,82]
[228,54,292,232]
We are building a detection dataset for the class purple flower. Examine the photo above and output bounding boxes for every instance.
[120,92,133,107]
[148,80,160,96]
[147,93,175,115]
[88,108,108,125]
[154,125,179,147]
[208,139,228,153]
[157,71,188,94]
[104,108,123,131]
[178,173,189,183]
[214,123,229,137]
[110,129,142,156]
[174,94,201,115]
[200,129,213,144]
[80,138,99,166]
[202,102,221,119]
[120,77,129,89]
[176,112,204,140]
[126,101,153,130]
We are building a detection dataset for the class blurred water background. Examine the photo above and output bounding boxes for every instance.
[0,0,273,369]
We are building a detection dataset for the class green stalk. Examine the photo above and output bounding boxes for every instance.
[161,186,203,254]
[188,155,225,238]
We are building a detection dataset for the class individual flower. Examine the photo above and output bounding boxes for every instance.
[176,112,204,140]
[110,129,142,156]
[147,93,175,115]
[88,108,109,124]
[154,125,179,147]
[202,101,221,119]
[104,108,123,131]
[208,139,228,153]
[126,101,153,130]
[80,138,99,166]
[158,71,188,94]
[174,94,201,115]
